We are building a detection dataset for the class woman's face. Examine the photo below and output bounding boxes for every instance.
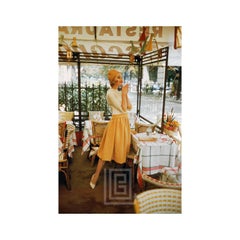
[114,73,123,87]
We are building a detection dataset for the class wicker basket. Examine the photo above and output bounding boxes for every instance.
[135,122,156,133]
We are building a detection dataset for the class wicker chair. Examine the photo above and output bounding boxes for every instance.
[134,188,181,213]
[142,173,182,190]
[58,122,72,190]
[58,111,74,122]
[89,120,109,166]
[88,111,104,120]
[135,121,156,133]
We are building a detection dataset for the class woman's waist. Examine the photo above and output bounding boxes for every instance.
[111,113,128,119]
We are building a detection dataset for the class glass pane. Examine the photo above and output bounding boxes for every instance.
[139,66,181,125]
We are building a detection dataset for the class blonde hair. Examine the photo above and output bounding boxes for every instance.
[108,69,120,87]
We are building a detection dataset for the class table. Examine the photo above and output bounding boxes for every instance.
[82,120,92,154]
[58,137,63,155]
[58,121,77,158]
[131,132,180,176]
[163,126,182,145]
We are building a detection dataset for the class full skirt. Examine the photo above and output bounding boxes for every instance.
[97,113,130,164]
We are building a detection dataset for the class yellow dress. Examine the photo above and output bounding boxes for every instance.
[97,88,131,164]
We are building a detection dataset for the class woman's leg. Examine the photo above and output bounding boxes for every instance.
[90,158,105,189]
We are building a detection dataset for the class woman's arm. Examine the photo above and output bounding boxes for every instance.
[121,84,132,111]
[126,95,132,110]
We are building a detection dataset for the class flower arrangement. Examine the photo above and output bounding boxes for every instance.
[163,108,180,131]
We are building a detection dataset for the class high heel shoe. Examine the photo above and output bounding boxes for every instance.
[90,174,96,189]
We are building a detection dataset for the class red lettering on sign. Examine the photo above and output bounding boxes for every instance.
[59,26,69,34]
[91,45,106,56]
[86,27,94,35]
[116,26,121,36]
[108,46,123,56]
[99,27,113,36]
[126,27,137,37]
[71,27,83,34]
[152,27,162,38]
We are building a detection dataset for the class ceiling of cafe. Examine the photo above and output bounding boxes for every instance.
[58,26,182,66]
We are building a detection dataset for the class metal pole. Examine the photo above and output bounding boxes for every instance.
[77,55,82,130]
[136,55,142,118]
[161,47,169,133]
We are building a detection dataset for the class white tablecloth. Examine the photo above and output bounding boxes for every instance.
[131,132,180,175]
[58,122,77,158]
[58,137,63,155]
[82,120,93,154]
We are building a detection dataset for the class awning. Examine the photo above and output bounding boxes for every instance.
[58,26,181,65]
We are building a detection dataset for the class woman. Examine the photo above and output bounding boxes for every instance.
[90,69,132,189]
